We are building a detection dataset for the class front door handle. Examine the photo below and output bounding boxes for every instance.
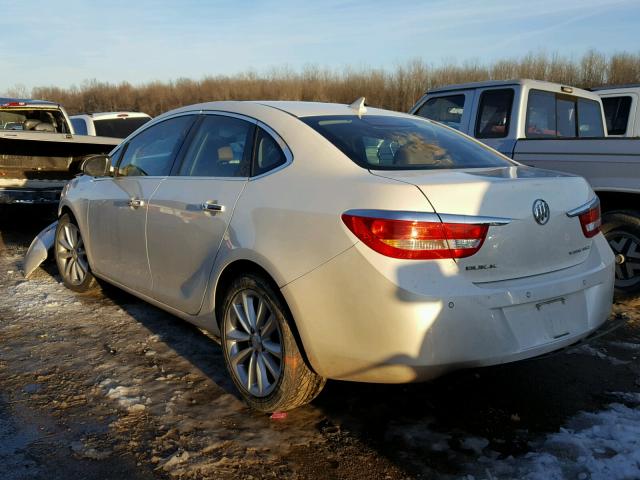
[201,201,225,214]
[128,198,145,208]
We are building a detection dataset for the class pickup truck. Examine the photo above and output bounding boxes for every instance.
[0,98,120,204]
[591,84,640,137]
[70,111,151,138]
[410,79,640,293]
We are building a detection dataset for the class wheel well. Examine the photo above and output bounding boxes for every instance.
[214,260,316,373]
[596,191,640,215]
[59,205,75,221]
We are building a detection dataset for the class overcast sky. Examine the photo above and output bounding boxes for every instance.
[1,0,638,93]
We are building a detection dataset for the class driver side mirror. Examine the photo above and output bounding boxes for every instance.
[81,155,112,177]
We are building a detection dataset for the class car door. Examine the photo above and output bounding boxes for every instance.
[145,113,256,314]
[87,114,196,294]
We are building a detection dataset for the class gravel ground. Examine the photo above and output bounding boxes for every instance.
[1,205,639,480]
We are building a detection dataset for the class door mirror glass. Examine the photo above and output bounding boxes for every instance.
[81,155,111,177]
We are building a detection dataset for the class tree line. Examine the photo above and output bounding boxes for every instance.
[5,50,640,117]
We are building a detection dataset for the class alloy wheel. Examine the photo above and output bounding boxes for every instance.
[608,232,640,289]
[56,223,89,286]
[224,289,283,397]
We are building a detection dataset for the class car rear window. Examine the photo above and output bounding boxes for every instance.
[94,117,151,138]
[302,115,513,170]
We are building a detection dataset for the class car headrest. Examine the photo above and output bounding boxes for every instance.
[33,122,55,132]
[23,119,41,130]
[218,146,233,162]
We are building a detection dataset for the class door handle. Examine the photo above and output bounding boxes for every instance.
[128,198,145,208]
[201,201,225,214]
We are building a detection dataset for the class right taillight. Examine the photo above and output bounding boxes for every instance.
[578,202,601,238]
[568,198,601,238]
[341,213,489,259]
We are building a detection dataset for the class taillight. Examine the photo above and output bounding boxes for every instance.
[341,214,488,259]
[578,202,601,238]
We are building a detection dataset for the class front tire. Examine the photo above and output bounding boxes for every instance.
[220,273,326,412]
[54,213,99,293]
[601,210,640,294]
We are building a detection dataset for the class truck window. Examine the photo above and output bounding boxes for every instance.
[602,96,632,135]
[415,95,465,131]
[577,99,604,137]
[71,117,88,135]
[475,89,514,138]
[526,90,604,139]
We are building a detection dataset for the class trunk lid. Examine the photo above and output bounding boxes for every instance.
[373,166,595,282]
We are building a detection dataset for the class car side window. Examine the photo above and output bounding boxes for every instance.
[415,95,465,130]
[177,115,253,177]
[118,115,194,177]
[578,99,604,137]
[602,96,632,135]
[252,127,286,176]
[475,89,514,138]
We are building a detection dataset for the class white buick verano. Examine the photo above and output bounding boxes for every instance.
[45,99,614,411]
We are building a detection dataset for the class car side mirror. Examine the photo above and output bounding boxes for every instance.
[81,155,111,177]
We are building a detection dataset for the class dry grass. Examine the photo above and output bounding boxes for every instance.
[5,51,640,116]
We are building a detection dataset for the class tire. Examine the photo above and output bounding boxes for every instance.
[220,273,326,412]
[54,213,99,293]
[601,210,640,294]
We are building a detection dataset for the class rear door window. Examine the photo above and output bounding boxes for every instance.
[415,95,465,130]
[177,114,253,177]
[475,89,514,138]
[602,96,632,135]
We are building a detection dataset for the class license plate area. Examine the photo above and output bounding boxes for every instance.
[502,292,588,348]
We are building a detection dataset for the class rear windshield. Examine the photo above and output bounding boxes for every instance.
[302,115,513,170]
[94,117,151,138]
[0,108,69,133]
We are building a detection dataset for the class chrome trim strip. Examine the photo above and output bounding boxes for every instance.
[566,197,599,217]
[343,209,512,226]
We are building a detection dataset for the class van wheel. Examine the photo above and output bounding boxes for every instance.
[601,211,640,294]
[220,273,326,412]
[54,213,99,293]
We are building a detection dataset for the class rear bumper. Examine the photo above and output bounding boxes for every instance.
[282,234,615,383]
[0,187,62,204]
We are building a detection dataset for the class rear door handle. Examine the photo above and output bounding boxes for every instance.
[128,198,145,208]
[201,201,225,214]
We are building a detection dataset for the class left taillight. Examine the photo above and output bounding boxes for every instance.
[578,201,601,238]
[341,213,488,260]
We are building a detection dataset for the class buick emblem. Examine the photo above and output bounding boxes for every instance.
[532,199,550,225]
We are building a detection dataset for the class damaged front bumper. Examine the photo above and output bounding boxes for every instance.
[24,221,57,278]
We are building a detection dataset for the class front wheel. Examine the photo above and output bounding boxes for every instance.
[54,213,99,293]
[220,273,326,412]
[601,211,640,294]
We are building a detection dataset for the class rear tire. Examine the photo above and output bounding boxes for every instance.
[54,213,99,293]
[220,273,326,412]
[601,210,640,294]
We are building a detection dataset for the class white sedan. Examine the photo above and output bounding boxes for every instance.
[39,99,614,411]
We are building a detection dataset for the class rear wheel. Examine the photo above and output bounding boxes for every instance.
[220,273,325,412]
[601,211,640,294]
[54,213,99,293]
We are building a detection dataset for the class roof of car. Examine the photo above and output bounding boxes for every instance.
[425,79,597,99]
[0,97,60,107]
[71,112,151,120]
[164,100,408,119]
[590,84,640,92]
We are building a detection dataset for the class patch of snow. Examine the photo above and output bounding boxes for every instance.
[568,344,630,365]
[474,403,640,480]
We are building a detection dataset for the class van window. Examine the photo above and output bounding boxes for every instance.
[602,96,632,135]
[415,95,465,130]
[475,89,514,138]
[526,90,604,139]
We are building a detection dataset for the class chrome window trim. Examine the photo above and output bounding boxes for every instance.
[343,209,512,226]
[566,197,599,217]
